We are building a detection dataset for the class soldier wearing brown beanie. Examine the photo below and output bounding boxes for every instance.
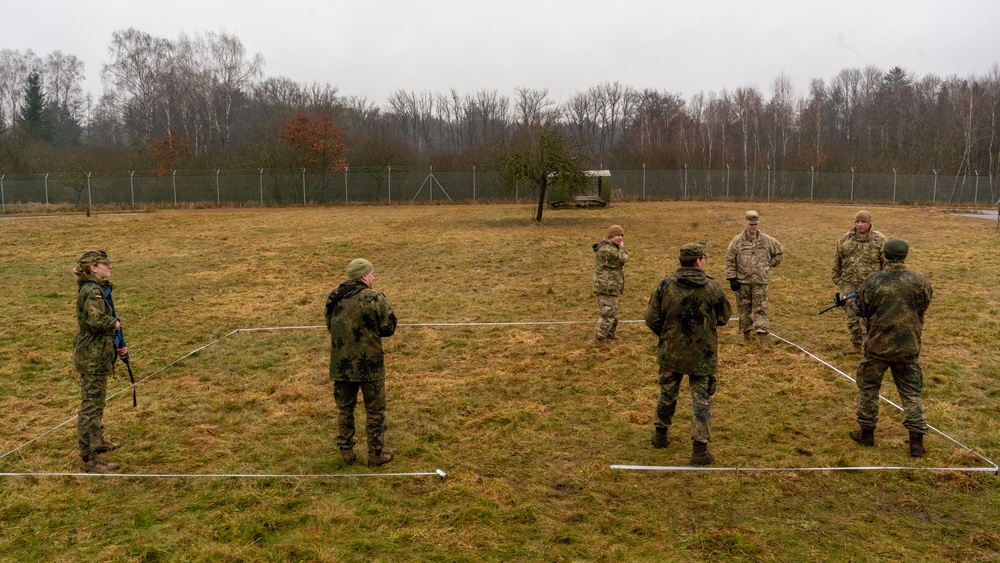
[832,210,887,353]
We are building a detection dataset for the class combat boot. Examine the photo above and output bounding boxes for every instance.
[340,448,356,465]
[908,430,925,458]
[851,342,863,354]
[367,448,394,467]
[850,426,875,447]
[741,331,753,346]
[81,455,120,473]
[758,332,771,353]
[94,439,121,453]
[690,441,714,466]
[651,427,669,449]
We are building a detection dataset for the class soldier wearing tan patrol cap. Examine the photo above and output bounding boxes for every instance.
[724,210,784,351]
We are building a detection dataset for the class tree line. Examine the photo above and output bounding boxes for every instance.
[2,28,1000,189]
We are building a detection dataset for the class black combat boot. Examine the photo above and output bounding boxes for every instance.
[908,430,925,458]
[850,426,875,447]
[651,428,669,449]
[691,441,714,466]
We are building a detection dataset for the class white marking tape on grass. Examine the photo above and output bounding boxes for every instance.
[0,469,447,479]
[613,330,998,474]
[611,465,999,473]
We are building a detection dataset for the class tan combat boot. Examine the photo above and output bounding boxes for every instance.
[94,439,121,453]
[758,332,771,352]
[741,331,754,346]
[340,448,356,465]
[368,448,394,467]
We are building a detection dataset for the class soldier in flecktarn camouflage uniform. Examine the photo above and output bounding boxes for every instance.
[73,250,127,473]
[724,210,783,352]
[645,242,732,466]
[593,224,630,341]
[326,258,398,467]
[849,238,933,457]
[832,210,887,353]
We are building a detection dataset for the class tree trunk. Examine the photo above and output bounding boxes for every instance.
[535,177,547,222]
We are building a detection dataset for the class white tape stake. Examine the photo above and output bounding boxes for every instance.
[0,469,448,479]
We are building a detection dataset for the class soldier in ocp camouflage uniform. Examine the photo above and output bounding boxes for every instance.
[326,258,398,467]
[832,210,887,352]
[849,238,932,457]
[73,250,127,473]
[592,224,630,341]
[724,210,783,352]
[645,242,732,466]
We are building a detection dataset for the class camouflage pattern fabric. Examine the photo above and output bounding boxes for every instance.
[645,266,732,376]
[724,230,783,285]
[832,228,886,288]
[325,280,397,382]
[77,373,109,455]
[595,293,619,340]
[335,379,387,453]
[853,262,932,362]
[73,275,118,375]
[734,283,770,334]
[855,358,928,433]
[592,240,629,296]
[833,228,886,345]
[654,367,715,443]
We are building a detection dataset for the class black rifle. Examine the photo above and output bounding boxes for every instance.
[103,286,137,407]
[818,291,857,315]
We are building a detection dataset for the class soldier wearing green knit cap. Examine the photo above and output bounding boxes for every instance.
[325,257,397,467]
[592,224,629,341]
[849,238,933,458]
[832,210,887,353]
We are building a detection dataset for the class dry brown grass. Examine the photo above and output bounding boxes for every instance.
[1,201,998,561]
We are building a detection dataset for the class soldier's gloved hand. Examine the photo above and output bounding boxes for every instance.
[728,279,740,291]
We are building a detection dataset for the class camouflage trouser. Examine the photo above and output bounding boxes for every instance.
[855,357,928,433]
[736,283,770,334]
[840,284,866,345]
[334,379,387,453]
[595,293,620,339]
[78,373,109,456]
[653,366,716,443]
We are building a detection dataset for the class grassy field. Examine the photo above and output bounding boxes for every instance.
[1,201,998,562]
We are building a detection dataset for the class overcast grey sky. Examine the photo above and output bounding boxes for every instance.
[11,0,1000,105]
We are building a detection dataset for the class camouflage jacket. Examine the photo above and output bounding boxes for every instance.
[853,262,932,362]
[645,267,732,376]
[592,240,630,295]
[325,280,397,382]
[724,230,783,284]
[73,274,118,375]
[832,228,887,288]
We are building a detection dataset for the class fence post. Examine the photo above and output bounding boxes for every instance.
[726,164,730,197]
[766,164,771,201]
[472,165,476,202]
[810,166,815,201]
[86,172,92,210]
[345,166,349,203]
[975,170,979,204]
[302,168,306,206]
[44,173,49,206]
[216,169,221,206]
[850,167,855,201]
[642,163,646,201]
[892,169,897,204]
[129,171,135,209]
[171,170,177,207]
[429,166,433,202]
[932,169,938,202]
[0,174,4,212]
[683,163,688,199]
[388,166,392,203]
[259,169,264,207]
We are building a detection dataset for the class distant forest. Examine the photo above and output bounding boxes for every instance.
[3,28,1000,181]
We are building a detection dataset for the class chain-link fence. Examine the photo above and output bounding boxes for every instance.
[2,166,998,211]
